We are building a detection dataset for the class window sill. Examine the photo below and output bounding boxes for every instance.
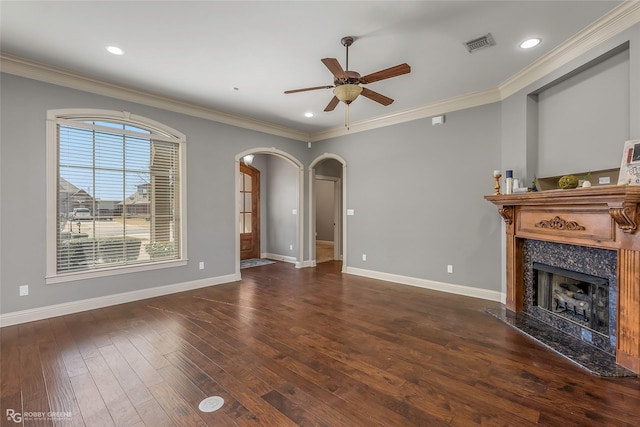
[46,259,188,284]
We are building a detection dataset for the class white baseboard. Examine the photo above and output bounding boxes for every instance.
[0,273,240,327]
[344,266,504,302]
[264,253,299,267]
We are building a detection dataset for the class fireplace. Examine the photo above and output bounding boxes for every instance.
[523,240,617,355]
[486,186,640,374]
[534,263,609,335]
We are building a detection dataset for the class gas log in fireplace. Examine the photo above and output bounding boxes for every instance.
[486,186,640,374]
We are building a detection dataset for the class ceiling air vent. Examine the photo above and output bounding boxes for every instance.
[464,33,496,53]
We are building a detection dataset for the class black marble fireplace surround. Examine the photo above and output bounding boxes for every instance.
[523,239,617,355]
[488,239,635,376]
[487,239,634,375]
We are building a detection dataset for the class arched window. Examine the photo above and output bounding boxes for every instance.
[46,109,186,282]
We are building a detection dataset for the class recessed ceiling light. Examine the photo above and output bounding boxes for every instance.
[520,38,541,49]
[304,112,314,118]
[106,46,124,55]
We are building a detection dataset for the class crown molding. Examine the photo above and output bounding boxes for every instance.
[499,1,640,99]
[0,53,310,142]
[309,87,502,142]
[1,2,637,143]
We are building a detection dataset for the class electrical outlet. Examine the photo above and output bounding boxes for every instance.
[447,265,453,274]
[289,244,293,251]
[362,254,367,261]
[199,262,205,270]
[19,285,29,296]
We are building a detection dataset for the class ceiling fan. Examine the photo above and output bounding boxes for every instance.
[284,36,411,127]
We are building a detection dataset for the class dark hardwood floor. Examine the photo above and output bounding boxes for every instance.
[2,261,639,426]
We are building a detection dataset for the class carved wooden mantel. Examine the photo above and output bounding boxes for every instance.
[485,186,640,374]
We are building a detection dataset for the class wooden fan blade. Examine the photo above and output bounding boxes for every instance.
[324,96,340,112]
[361,87,394,106]
[284,85,334,94]
[361,63,411,84]
[321,58,346,79]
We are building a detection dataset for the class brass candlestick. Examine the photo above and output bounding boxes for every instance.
[493,173,502,195]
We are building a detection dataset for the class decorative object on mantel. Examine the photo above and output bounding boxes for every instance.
[505,170,514,194]
[558,174,579,189]
[493,170,502,195]
[617,139,640,185]
[582,171,592,188]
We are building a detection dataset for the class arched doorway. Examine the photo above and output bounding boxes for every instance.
[309,154,347,271]
[235,148,304,275]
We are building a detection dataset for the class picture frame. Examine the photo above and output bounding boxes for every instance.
[617,139,640,185]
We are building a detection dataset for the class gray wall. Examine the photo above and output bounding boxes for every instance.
[312,104,504,292]
[315,159,343,177]
[265,155,299,257]
[315,179,335,241]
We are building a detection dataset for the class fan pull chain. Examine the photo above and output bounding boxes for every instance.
[345,104,350,130]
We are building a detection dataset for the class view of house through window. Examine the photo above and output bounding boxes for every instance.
[52,112,182,275]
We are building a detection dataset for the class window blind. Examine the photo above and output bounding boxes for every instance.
[56,120,180,273]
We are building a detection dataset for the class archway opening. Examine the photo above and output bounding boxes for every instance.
[235,148,304,276]
[310,154,347,271]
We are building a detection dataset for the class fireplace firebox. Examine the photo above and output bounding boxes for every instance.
[534,263,609,336]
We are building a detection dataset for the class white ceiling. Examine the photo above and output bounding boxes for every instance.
[0,1,628,137]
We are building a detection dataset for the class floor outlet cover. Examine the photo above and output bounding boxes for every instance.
[199,396,224,412]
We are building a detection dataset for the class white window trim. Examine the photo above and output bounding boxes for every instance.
[46,109,188,284]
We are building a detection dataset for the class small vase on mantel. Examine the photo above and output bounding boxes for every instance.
[582,172,592,188]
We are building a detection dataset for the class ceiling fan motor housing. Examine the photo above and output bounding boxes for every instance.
[335,70,362,86]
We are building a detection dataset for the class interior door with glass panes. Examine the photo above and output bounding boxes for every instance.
[240,162,260,260]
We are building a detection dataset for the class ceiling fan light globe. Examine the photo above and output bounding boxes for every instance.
[333,84,363,104]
